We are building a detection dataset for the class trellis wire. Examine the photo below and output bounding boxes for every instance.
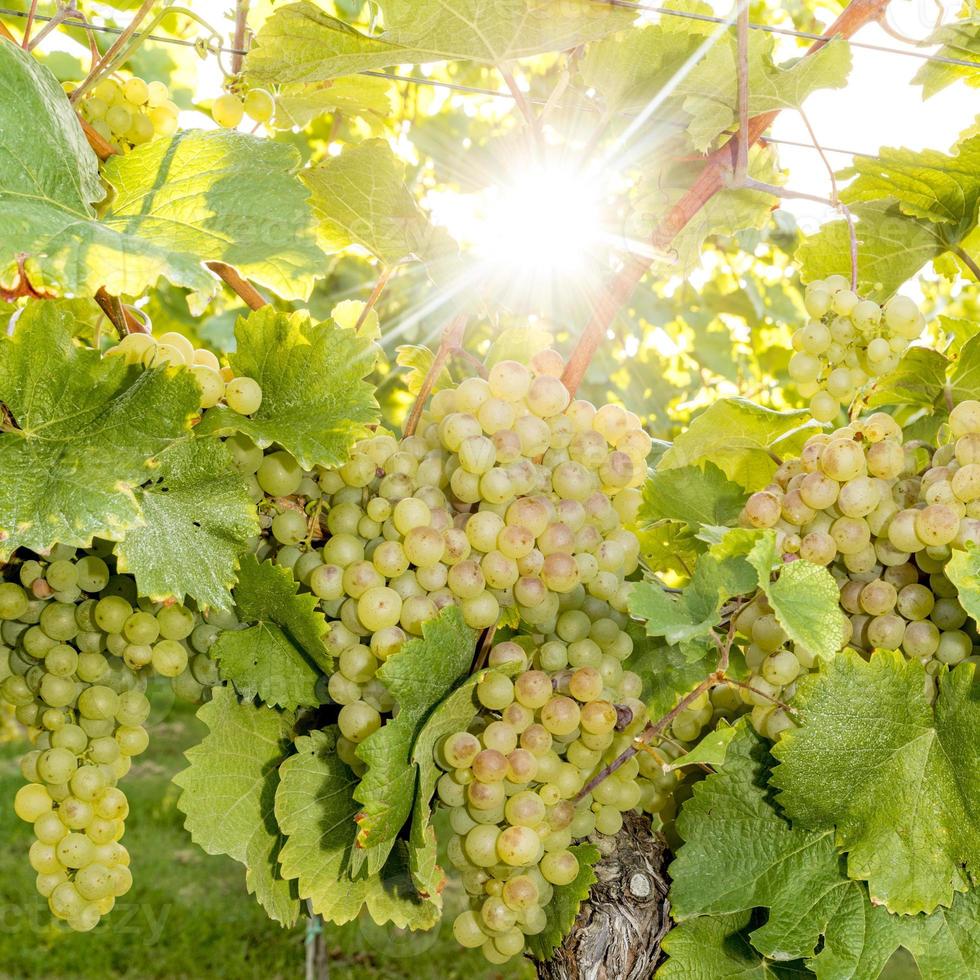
[0,4,967,162]
[2,4,978,71]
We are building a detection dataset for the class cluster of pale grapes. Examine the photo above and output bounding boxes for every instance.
[789,275,925,422]
[228,350,649,766]
[212,89,276,129]
[0,700,19,742]
[105,329,263,414]
[0,546,222,931]
[738,402,980,738]
[443,619,669,964]
[74,75,179,151]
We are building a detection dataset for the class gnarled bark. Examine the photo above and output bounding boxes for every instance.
[537,813,671,980]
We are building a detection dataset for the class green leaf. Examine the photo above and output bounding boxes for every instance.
[274,75,396,129]
[173,686,300,925]
[912,20,980,98]
[0,42,103,244]
[0,302,198,558]
[354,607,476,867]
[746,537,849,662]
[865,346,949,409]
[657,910,811,979]
[670,722,980,979]
[842,137,980,235]
[944,544,980,629]
[197,308,379,470]
[113,437,258,609]
[405,654,500,902]
[213,556,328,709]
[1,87,321,301]
[669,720,738,770]
[301,139,442,265]
[626,630,717,719]
[630,552,756,647]
[947,332,980,405]
[525,844,600,961]
[797,200,944,300]
[396,344,450,396]
[658,398,815,489]
[245,0,630,86]
[276,729,439,928]
[642,461,748,531]
[771,651,980,914]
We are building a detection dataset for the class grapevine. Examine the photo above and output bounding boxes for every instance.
[0,0,979,978]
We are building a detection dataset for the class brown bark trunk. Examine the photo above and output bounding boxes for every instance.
[537,813,672,980]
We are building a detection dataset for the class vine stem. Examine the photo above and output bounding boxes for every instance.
[573,614,742,804]
[95,287,146,334]
[354,265,393,334]
[70,0,156,102]
[21,0,37,48]
[231,0,249,76]
[950,243,980,282]
[560,0,894,397]
[403,313,468,437]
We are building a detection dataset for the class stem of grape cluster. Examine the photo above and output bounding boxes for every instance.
[404,314,468,437]
[231,0,250,76]
[206,262,268,310]
[70,0,156,102]
[354,265,393,334]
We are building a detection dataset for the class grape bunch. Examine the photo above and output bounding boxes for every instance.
[212,89,276,129]
[441,620,661,964]
[0,545,221,930]
[230,351,649,766]
[75,75,179,152]
[105,329,263,414]
[788,275,925,422]
[737,402,980,738]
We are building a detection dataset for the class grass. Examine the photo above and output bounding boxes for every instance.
[0,684,532,980]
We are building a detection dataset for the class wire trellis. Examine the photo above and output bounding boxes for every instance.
[1,2,975,163]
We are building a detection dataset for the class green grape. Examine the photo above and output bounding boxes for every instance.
[225,377,263,415]
[212,93,245,128]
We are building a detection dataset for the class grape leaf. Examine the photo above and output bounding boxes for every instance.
[912,20,980,98]
[865,346,949,409]
[405,652,490,902]
[396,344,450,396]
[797,202,947,300]
[658,398,815,489]
[0,50,321,302]
[771,651,980,914]
[629,553,756,647]
[641,461,748,531]
[301,139,442,265]
[354,607,476,868]
[173,686,300,926]
[946,332,980,404]
[0,41,103,248]
[276,729,439,928]
[842,137,980,234]
[670,723,980,979]
[668,720,737,770]
[525,844,600,961]
[0,302,198,558]
[745,535,849,662]
[245,0,630,86]
[657,910,812,979]
[197,307,379,470]
[274,75,396,129]
[626,630,717,719]
[113,437,258,609]
[945,544,980,631]
[213,556,328,710]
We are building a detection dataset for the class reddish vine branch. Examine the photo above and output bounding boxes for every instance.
[205,262,268,309]
[560,0,893,396]
[404,314,468,437]
[231,0,250,76]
